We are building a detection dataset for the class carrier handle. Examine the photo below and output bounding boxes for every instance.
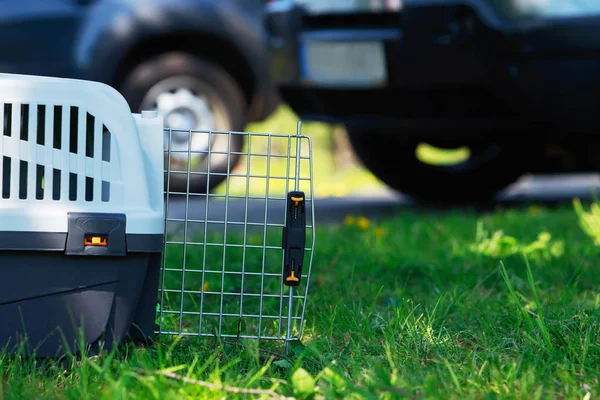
[282,191,306,287]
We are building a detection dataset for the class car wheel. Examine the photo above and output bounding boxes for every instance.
[119,52,247,193]
[571,139,600,172]
[346,126,533,204]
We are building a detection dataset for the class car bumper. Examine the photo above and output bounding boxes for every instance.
[266,4,600,136]
[267,4,520,128]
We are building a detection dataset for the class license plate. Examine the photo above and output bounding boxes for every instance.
[294,0,401,14]
[300,41,387,87]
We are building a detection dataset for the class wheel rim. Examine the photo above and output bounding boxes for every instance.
[415,143,471,166]
[140,76,232,172]
[413,142,503,174]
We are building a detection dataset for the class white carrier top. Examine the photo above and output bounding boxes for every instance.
[0,73,164,235]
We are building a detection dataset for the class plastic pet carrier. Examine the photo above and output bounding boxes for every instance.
[0,73,316,357]
[0,74,164,357]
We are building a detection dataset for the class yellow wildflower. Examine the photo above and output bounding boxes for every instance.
[374,227,385,238]
[528,204,542,216]
[203,281,210,292]
[344,215,356,225]
[357,217,370,230]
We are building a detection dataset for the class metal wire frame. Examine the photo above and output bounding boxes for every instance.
[156,123,315,344]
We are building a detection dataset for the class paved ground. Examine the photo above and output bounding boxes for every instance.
[164,174,600,238]
[497,173,600,204]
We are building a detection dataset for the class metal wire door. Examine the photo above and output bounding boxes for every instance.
[157,123,315,343]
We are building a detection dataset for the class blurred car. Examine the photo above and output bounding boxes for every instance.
[0,0,280,192]
[266,0,600,203]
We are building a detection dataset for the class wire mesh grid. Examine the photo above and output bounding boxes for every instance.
[157,123,315,343]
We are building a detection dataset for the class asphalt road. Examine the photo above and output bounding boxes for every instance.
[164,174,600,237]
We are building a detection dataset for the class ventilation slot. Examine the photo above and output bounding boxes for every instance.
[2,156,10,198]
[36,165,44,200]
[101,124,111,202]
[52,169,61,200]
[20,104,29,141]
[37,105,45,145]
[86,113,94,158]
[85,177,93,202]
[19,161,27,199]
[69,106,78,154]
[4,104,12,137]
[69,173,77,201]
[102,181,110,202]
[102,124,111,162]
[53,105,62,149]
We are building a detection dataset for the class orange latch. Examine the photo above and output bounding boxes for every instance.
[84,236,108,247]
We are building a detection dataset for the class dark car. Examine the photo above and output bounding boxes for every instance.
[0,0,280,192]
[266,0,600,203]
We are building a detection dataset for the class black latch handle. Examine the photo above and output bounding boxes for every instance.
[282,191,306,287]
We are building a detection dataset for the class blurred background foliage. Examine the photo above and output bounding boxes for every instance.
[213,105,385,198]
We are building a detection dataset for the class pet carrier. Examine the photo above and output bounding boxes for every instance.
[159,122,315,347]
[0,74,165,357]
[0,73,316,357]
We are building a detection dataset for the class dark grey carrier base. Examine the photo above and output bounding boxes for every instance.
[0,213,163,357]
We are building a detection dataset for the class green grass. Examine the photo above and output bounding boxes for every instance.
[3,202,600,399]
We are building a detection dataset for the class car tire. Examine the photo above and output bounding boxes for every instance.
[346,126,532,204]
[572,139,600,172]
[119,52,247,193]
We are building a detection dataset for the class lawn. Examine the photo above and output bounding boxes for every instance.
[3,201,600,399]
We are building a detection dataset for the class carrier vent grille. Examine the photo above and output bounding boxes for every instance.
[0,102,112,202]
